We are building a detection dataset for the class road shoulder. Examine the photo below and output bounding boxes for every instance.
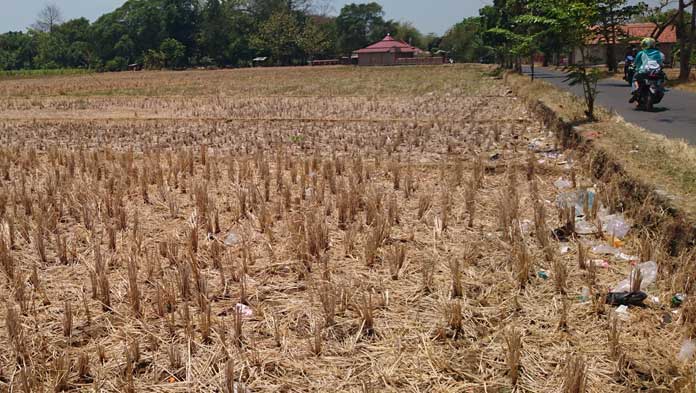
[506,70,696,249]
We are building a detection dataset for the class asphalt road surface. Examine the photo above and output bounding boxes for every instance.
[522,66,696,145]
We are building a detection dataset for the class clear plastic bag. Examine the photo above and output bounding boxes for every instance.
[613,261,658,292]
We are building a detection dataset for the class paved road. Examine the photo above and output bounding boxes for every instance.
[522,66,696,145]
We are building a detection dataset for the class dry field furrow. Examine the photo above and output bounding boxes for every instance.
[0,65,692,393]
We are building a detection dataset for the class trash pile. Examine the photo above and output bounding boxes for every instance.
[529,142,683,328]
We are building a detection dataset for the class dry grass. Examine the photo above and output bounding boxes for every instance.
[0,64,690,392]
[507,71,696,219]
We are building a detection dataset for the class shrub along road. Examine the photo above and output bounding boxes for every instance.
[522,66,696,145]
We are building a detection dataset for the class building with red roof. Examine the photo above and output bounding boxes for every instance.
[571,23,678,66]
[353,34,424,66]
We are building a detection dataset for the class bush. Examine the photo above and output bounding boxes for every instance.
[104,57,127,72]
[144,50,165,70]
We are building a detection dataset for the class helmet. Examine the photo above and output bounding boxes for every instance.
[641,38,656,49]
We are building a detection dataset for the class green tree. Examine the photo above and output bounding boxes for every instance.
[596,0,647,72]
[335,3,393,55]
[0,32,37,70]
[198,0,228,64]
[393,22,424,49]
[299,19,333,60]
[54,18,93,67]
[160,38,186,68]
[252,11,302,65]
[440,17,488,62]
[144,49,166,69]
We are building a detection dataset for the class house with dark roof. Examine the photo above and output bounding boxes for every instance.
[353,34,423,66]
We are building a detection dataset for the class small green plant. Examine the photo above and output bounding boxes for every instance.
[564,64,606,121]
[289,134,305,144]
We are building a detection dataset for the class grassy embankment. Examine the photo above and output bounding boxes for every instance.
[507,70,696,240]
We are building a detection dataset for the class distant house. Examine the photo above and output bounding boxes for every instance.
[353,34,430,66]
[573,23,678,66]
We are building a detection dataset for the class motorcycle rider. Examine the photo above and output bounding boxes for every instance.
[629,38,665,103]
[623,46,637,81]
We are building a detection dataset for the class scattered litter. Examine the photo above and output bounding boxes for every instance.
[612,261,658,293]
[672,294,686,308]
[590,259,609,268]
[579,287,590,303]
[601,214,631,239]
[616,252,638,261]
[591,244,637,261]
[662,312,673,325]
[556,190,595,218]
[575,220,596,235]
[224,231,241,246]
[542,151,561,159]
[559,244,570,255]
[557,191,579,209]
[678,339,696,362]
[606,291,647,306]
[552,223,574,242]
[614,305,630,321]
[528,138,552,152]
[234,303,253,317]
[609,237,625,248]
[591,244,621,255]
[520,220,532,233]
[233,382,250,393]
[490,153,501,161]
[537,271,549,280]
[554,178,572,190]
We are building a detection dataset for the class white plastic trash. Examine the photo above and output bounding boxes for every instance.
[678,339,696,362]
[554,178,573,190]
[601,214,631,239]
[612,261,658,293]
[575,220,596,235]
[591,244,621,255]
[615,305,630,321]
[224,231,240,246]
[234,303,253,317]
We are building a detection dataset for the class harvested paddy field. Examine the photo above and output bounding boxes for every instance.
[0,65,694,392]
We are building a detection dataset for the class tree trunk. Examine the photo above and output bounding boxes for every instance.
[608,19,619,72]
[690,0,696,80]
[679,0,691,81]
[606,44,617,72]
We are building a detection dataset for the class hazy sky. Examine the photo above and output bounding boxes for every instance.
[1,0,489,35]
[0,0,665,36]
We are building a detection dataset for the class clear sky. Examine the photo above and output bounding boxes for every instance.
[0,0,665,36]
[0,0,488,35]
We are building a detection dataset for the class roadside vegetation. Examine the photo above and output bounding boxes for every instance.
[507,70,696,219]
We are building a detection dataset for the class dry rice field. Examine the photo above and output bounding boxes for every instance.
[0,65,694,392]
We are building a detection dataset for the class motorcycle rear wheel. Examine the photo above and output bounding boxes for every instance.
[646,94,654,112]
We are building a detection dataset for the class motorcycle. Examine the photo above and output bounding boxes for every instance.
[623,56,635,86]
[634,69,666,111]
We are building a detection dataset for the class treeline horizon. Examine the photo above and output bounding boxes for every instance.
[0,0,463,72]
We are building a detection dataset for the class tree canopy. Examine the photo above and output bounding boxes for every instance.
[1,0,425,71]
